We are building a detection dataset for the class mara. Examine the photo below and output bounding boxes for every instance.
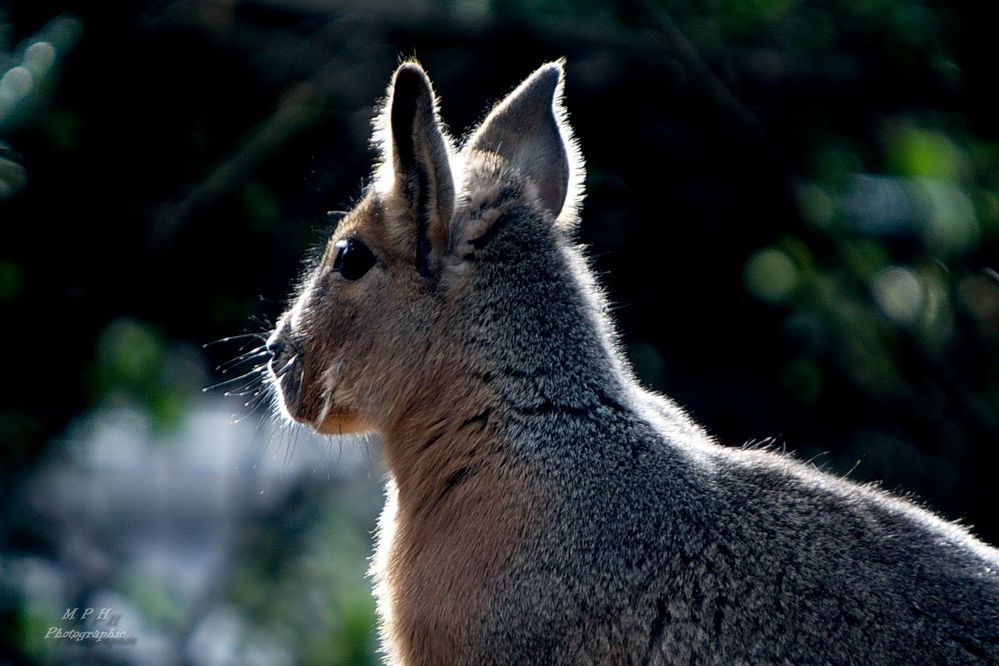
[265,60,999,664]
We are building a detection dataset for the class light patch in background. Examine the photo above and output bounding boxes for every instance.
[0,15,83,200]
[0,66,34,104]
[744,247,799,305]
[914,177,980,257]
[0,15,83,131]
[871,266,924,326]
[4,400,383,665]
[24,41,57,77]
[834,173,981,258]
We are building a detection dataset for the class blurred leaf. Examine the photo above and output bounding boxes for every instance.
[887,126,964,180]
[744,246,799,305]
[89,318,199,431]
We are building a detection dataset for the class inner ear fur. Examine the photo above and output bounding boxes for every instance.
[380,61,455,278]
[465,61,582,224]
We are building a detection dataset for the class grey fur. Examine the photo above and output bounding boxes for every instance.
[268,61,999,665]
[466,63,570,218]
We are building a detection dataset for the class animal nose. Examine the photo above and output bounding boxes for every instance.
[266,335,285,359]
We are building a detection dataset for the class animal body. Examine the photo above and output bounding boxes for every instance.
[266,60,999,664]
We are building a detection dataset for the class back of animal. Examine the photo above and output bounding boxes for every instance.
[265,60,999,664]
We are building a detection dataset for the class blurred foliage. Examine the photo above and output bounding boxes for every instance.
[226,488,379,665]
[84,317,209,432]
[1,0,998,662]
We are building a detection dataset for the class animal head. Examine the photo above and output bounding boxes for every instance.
[266,60,585,436]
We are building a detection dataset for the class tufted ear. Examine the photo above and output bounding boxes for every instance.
[465,61,583,225]
[377,62,455,278]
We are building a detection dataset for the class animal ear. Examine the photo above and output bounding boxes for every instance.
[377,62,455,278]
[466,61,583,225]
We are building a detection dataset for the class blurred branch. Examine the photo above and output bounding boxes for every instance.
[629,0,762,134]
[150,0,769,239]
[152,79,325,242]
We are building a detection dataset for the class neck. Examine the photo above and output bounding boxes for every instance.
[382,363,499,508]
[381,251,631,512]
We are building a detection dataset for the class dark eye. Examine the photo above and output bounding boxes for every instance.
[332,237,377,281]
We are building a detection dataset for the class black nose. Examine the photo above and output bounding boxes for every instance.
[266,335,288,377]
[267,331,285,361]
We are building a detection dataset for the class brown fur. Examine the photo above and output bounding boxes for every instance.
[361,351,541,664]
[378,443,540,664]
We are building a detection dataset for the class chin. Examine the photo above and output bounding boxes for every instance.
[270,390,369,436]
[269,366,373,436]
[314,409,373,436]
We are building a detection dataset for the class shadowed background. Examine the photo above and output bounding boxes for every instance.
[1,0,997,663]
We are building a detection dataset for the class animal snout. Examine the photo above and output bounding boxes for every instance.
[266,329,294,376]
[266,335,285,359]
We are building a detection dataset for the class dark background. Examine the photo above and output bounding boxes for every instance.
[1,0,997,663]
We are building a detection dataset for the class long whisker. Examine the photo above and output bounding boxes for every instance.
[275,354,300,378]
[249,313,274,329]
[203,365,268,393]
[225,379,266,398]
[216,348,269,373]
[231,373,277,420]
[202,332,267,348]
[246,388,270,410]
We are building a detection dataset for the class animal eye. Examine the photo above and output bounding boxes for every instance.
[332,237,377,281]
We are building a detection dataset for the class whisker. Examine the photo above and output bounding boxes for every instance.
[223,379,264,397]
[249,313,275,329]
[247,391,270,412]
[224,380,265,398]
[216,348,269,373]
[232,381,273,422]
[203,365,267,393]
[232,406,273,473]
[203,332,267,348]
[275,354,300,377]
